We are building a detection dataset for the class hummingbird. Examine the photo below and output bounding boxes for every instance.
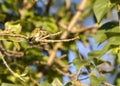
[28,27,79,43]
[28,28,47,42]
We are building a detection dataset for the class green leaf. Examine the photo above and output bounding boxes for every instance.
[6,75,16,83]
[29,16,59,33]
[98,21,119,30]
[1,4,9,12]
[41,17,58,33]
[105,31,120,37]
[13,42,20,50]
[93,0,114,23]
[88,50,103,58]
[56,6,66,18]
[100,43,111,54]
[25,48,43,63]
[5,22,22,34]
[1,83,21,86]
[90,36,120,61]
[23,10,34,19]
[40,82,52,86]
[43,22,58,33]
[19,39,28,50]
[69,44,76,51]
[94,31,107,43]
[110,0,120,4]
[64,82,72,86]
[95,21,119,43]
[52,78,62,86]
[5,0,14,4]
[117,52,120,63]
[89,36,120,60]
[109,36,120,45]
[116,77,120,86]
[2,41,14,50]
[94,46,108,58]
[88,43,111,58]
[90,75,105,86]
[0,14,6,22]
[28,0,34,3]
[73,57,92,70]
[105,26,120,38]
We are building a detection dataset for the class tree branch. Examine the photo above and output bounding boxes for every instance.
[58,22,99,33]
[103,82,114,86]
[65,0,71,10]
[45,0,52,14]
[0,33,28,39]
[47,0,87,66]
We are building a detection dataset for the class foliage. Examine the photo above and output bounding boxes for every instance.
[0,0,120,86]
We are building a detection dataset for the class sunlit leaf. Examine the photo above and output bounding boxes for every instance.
[52,78,62,86]
[13,42,20,50]
[69,44,76,51]
[6,75,16,83]
[40,82,52,86]
[1,4,9,12]
[90,75,105,86]
[73,56,92,70]
[23,10,34,19]
[116,78,120,86]
[99,43,110,55]
[19,39,28,50]
[95,21,119,43]
[109,37,120,45]
[2,41,13,50]
[93,0,114,22]
[1,83,21,86]
[5,22,22,34]
[117,52,120,63]
[89,42,111,58]
[5,0,14,4]
[94,32,107,43]
[42,21,58,33]
[88,50,103,58]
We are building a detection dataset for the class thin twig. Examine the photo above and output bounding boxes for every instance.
[30,77,40,86]
[67,0,87,31]
[45,0,52,14]
[54,66,89,86]
[58,54,67,59]
[0,33,28,39]
[39,36,79,43]
[65,0,71,10]
[54,66,82,78]
[40,31,62,39]
[0,51,25,82]
[54,66,75,77]
[58,22,99,33]
[0,41,24,57]
[103,82,114,86]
